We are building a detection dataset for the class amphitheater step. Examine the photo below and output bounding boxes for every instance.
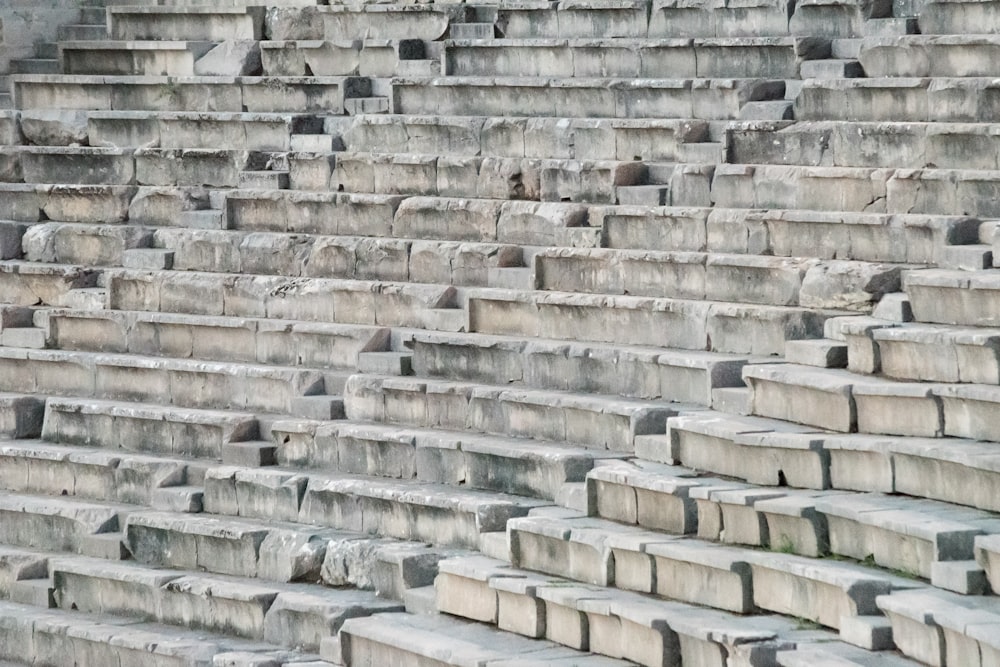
[339,611,633,666]
[47,556,402,651]
[44,308,390,370]
[344,374,688,452]
[0,599,322,665]
[42,396,260,460]
[0,440,201,509]
[267,418,624,499]
[0,490,130,555]
[124,507,470,591]
[106,7,266,41]
[877,588,1000,666]
[0,347,329,413]
[409,329,751,405]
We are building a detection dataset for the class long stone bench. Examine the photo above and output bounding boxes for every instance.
[59,41,217,77]
[339,611,634,666]
[0,600,320,667]
[13,74,370,114]
[265,5,455,42]
[261,39,433,78]
[0,490,129,555]
[106,268,462,329]
[535,247,901,309]
[0,347,329,413]
[409,329,749,404]
[49,556,402,651]
[703,208,977,264]
[0,261,99,307]
[467,287,837,354]
[795,78,1000,123]
[860,35,1000,77]
[391,76,786,120]
[433,554,807,666]
[43,397,259,460]
[344,374,684,453]
[87,110,323,150]
[339,114,710,161]
[149,227,524,286]
[442,37,829,79]
[905,268,1000,327]
[877,588,1000,666]
[0,184,136,223]
[297,473,546,549]
[107,7,265,41]
[728,120,1000,171]
[45,309,389,369]
[269,419,623,500]
[0,440,199,509]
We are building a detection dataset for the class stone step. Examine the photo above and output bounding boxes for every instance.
[877,588,1000,666]
[44,308,389,370]
[212,466,548,549]
[846,321,1000,384]
[728,120,1000,171]
[343,374,689,453]
[12,74,370,115]
[267,419,624,500]
[534,247,900,310]
[789,0,891,38]
[262,38,429,78]
[391,76,786,120]
[59,40,215,77]
[409,329,750,405]
[265,5,452,42]
[339,611,633,666]
[21,222,151,266]
[906,268,1000,327]
[127,510,456,598]
[0,599,321,665]
[338,114,710,162]
[150,227,524,287]
[0,112,19,145]
[434,555,809,666]
[85,110,322,150]
[321,151,645,204]
[795,77,1000,123]
[715,162,1000,219]
[0,346,330,413]
[106,7,265,41]
[746,361,1000,441]
[777,643,922,666]
[47,556,402,651]
[0,440,201,510]
[815,492,1000,588]
[0,490,129,556]
[0,183,135,223]
[466,287,839,356]
[106,268,460,329]
[919,0,1000,34]
[860,35,1000,77]
[506,514,919,631]
[442,37,829,79]
[78,7,106,24]
[0,261,100,308]
[56,24,107,41]
[43,396,259,460]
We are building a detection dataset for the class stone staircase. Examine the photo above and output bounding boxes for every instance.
[2,0,1000,665]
